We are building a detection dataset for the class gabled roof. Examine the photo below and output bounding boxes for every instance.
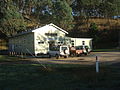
[10,23,68,38]
[48,23,68,34]
[32,23,68,34]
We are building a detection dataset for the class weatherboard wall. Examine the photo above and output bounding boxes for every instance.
[33,24,66,55]
[9,33,35,54]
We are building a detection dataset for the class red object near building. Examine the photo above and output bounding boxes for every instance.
[70,46,76,56]
[76,49,83,55]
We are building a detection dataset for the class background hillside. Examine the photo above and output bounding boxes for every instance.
[0,0,120,50]
[69,17,120,48]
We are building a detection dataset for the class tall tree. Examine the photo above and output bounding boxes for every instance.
[99,0,117,18]
[0,0,26,36]
[30,0,74,30]
[51,0,74,30]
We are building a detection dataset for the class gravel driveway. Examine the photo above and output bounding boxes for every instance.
[0,52,120,65]
[24,52,120,65]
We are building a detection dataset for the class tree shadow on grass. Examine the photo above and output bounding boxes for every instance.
[0,62,120,90]
[1,55,120,90]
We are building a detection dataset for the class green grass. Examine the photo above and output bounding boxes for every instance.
[92,48,120,52]
[0,55,5,60]
[0,63,120,90]
[0,55,20,62]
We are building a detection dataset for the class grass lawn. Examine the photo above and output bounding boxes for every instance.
[0,62,120,90]
[0,55,21,62]
[92,48,120,52]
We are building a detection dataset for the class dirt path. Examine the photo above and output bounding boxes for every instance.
[30,52,120,65]
[0,52,120,65]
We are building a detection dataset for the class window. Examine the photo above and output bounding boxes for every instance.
[82,41,85,45]
[58,42,63,44]
[61,47,67,50]
[61,41,63,44]
[71,40,74,42]
[75,46,83,50]
[72,43,74,46]
[38,41,44,44]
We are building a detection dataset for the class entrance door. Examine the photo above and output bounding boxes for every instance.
[48,40,55,50]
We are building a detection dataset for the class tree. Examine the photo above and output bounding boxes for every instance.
[36,0,74,30]
[88,23,99,48]
[0,0,26,36]
[89,23,99,40]
[51,0,74,30]
[99,1,117,18]
[13,0,74,30]
[72,0,120,18]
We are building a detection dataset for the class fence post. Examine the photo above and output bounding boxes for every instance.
[96,56,99,73]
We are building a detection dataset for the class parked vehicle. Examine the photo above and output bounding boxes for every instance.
[69,46,83,56]
[70,45,91,56]
[69,46,76,56]
[48,45,70,59]
[76,45,91,55]
[75,46,83,56]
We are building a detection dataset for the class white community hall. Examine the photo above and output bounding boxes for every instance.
[9,23,92,56]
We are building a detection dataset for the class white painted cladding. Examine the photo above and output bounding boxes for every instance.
[9,23,93,56]
[71,38,93,49]
[9,23,67,55]
[34,25,66,55]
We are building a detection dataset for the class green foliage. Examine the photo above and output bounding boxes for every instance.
[72,0,120,17]
[13,0,74,31]
[36,0,74,30]
[88,23,99,47]
[99,1,117,17]
[88,23,98,39]
[0,0,120,37]
[89,23,98,31]
[0,0,26,36]
[51,0,74,30]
